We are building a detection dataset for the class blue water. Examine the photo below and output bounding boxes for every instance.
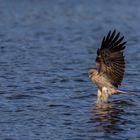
[0,0,140,140]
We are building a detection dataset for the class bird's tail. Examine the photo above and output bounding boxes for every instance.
[115,89,138,96]
[116,89,128,94]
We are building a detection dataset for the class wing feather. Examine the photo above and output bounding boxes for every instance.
[96,30,126,87]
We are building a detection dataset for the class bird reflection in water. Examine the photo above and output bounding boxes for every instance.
[93,101,127,134]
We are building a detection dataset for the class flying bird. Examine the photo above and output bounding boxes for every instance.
[88,30,127,103]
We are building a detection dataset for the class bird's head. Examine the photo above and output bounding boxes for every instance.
[88,68,98,78]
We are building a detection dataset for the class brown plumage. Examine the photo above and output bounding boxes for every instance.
[88,30,127,103]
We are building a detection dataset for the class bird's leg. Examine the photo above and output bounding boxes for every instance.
[97,89,102,103]
[97,87,110,103]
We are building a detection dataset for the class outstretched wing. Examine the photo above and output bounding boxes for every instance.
[96,30,126,87]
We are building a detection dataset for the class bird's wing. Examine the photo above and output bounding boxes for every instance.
[96,30,126,87]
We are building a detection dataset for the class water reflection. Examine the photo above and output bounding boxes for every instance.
[93,101,126,134]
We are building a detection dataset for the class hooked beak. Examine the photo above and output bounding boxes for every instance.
[88,69,93,78]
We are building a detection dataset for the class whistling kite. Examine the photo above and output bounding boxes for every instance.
[88,30,127,103]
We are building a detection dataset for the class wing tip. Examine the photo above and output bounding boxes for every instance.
[101,29,126,50]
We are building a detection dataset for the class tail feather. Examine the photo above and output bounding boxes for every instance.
[116,89,138,96]
[116,89,127,94]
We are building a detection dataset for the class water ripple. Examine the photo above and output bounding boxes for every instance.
[0,0,140,140]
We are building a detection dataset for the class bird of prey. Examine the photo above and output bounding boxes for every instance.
[88,30,127,103]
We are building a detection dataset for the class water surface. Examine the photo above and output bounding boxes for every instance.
[0,0,140,140]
